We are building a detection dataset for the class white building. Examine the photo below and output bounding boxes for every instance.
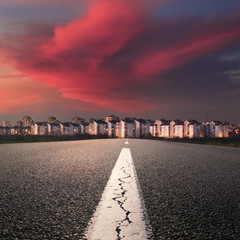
[107,120,120,137]
[72,117,85,125]
[222,122,229,138]
[60,123,74,135]
[210,121,224,138]
[4,127,11,135]
[184,120,199,138]
[32,123,48,135]
[199,122,211,138]
[105,116,120,122]
[10,126,22,135]
[96,120,108,135]
[149,123,155,136]
[199,121,229,138]
[160,123,171,138]
[119,119,136,138]
[22,116,33,127]
[211,121,223,138]
[154,119,169,137]
[134,120,140,138]
[89,121,98,135]
[84,123,89,134]
[136,119,151,137]
[71,123,84,135]
[170,120,184,138]
[2,121,11,127]
[47,123,61,136]
[89,120,107,135]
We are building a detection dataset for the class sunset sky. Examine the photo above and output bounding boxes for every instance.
[0,0,240,123]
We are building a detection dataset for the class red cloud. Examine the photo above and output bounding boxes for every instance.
[43,0,144,58]
[131,17,240,76]
[0,75,97,115]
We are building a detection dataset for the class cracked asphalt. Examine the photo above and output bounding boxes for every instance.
[1,139,240,240]
[112,167,132,239]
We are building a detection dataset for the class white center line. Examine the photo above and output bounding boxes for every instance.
[125,139,129,144]
[84,148,153,240]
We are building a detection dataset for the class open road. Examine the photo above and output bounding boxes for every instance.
[1,139,240,239]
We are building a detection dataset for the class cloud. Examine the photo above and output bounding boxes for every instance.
[0,66,97,116]
[131,15,240,76]
[1,0,240,120]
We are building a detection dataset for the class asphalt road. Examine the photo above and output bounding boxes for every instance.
[130,139,240,240]
[1,139,240,239]
[0,139,124,240]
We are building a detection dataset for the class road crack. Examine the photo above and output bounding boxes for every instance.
[112,166,132,239]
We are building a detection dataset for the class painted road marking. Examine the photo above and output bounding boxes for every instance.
[125,139,129,144]
[85,148,153,240]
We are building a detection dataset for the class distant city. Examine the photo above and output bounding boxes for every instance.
[1,115,240,138]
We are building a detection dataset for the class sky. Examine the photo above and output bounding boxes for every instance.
[0,0,240,123]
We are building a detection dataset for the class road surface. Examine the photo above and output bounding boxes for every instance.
[0,139,239,239]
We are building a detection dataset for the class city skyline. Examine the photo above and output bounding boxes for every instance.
[0,114,238,126]
[0,114,232,139]
[1,0,240,122]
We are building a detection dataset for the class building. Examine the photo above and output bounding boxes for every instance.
[107,120,120,137]
[0,126,4,135]
[47,123,61,136]
[135,119,150,137]
[96,120,108,135]
[32,122,48,135]
[2,121,11,127]
[119,119,136,138]
[16,121,23,127]
[184,120,199,138]
[199,122,211,138]
[71,123,84,135]
[154,119,169,137]
[160,123,171,138]
[10,126,22,135]
[3,127,11,135]
[89,120,107,135]
[48,116,57,123]
[84,123,90,134]
[23,126,31,135]
[105,115,120,122]
[135,120,140,138]
[209,121,230,138]
[149,123,155,136]
[0,116,232,139]
[89,121,98,135]
[210,121,223,138]
[222,122,229,138]
[72,117,85,125]
[199,121,229,138]
[170,120,184,138]
[60,123,74,135]
[22,116,33,127]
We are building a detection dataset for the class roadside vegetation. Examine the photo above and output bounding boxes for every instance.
[0,134,110,144]
[1,135,240,147]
